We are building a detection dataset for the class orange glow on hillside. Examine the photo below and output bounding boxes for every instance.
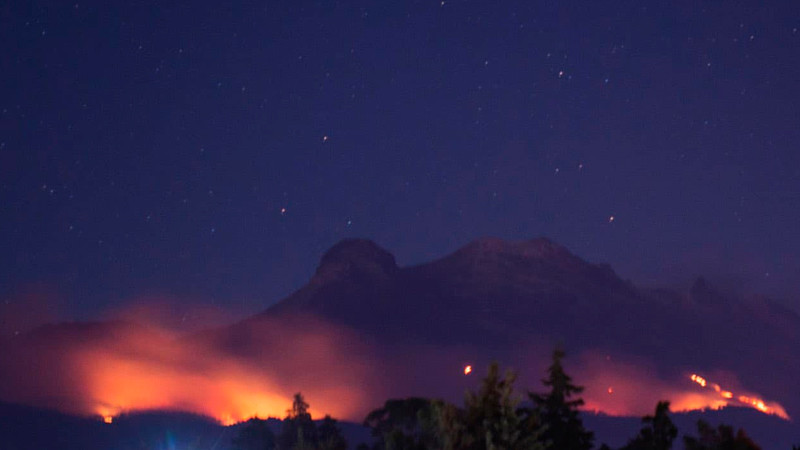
[0,313,793,425]
[0,315,377,425]
[79,347,295,424]
[577,353,791,421]
[688,373,789,420]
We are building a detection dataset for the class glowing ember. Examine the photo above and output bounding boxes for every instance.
[607,387,613,394]
[688,373,789,419]
[689,374,707,387]
[739,395,768,413]
[96,405,118,424]
[464,365,472,375]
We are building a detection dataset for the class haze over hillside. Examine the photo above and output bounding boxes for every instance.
[1,237,797,427]
[246,237,799,417]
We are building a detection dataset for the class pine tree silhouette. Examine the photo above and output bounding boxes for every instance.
[529,348,593,450]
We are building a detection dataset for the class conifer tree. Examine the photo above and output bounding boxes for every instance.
[317,415,347,450]
[683,420,761,450]
[435,362,547,450]
[279,393,318,450]
[363,397,438,449]
[621,401,677,450]
[530,348,594,450]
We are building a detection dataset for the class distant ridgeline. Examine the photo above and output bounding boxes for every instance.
[1,238,799,449]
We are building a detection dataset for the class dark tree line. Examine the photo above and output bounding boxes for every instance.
[360,349,592,450]
[232,393,346,450]
[233,348,767,450]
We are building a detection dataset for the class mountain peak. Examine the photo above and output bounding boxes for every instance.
[421,236,622,292]
[688,276,727,306]
[313,239,398,283]
[462,236,568,257]
[447,236,581,266]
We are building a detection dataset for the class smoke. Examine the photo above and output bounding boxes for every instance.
[575,351,789,419]
[0,312,380,424]
[0,305,790,425]
[0,285,63,338]
[99,294,245,334]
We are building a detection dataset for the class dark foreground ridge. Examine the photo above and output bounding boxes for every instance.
[0,400,795,449]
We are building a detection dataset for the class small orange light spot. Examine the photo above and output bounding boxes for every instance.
[464,365,472,375]
[607,387,613,394]
[690,374,707,387]
[103,415,113,424]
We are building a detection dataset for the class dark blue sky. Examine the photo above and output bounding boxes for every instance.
[2,0,799,321]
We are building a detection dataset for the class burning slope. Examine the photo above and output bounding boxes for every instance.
[0,318,792,425]
[1,238,797,424]
[0,315,378,424]
[689,373,789,419]
[576,353,790,420]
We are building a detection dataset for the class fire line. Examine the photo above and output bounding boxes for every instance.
[689,373,789,420]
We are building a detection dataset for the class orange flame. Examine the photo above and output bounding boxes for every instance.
[690,374,707,387]
[0,315,377,425]
[689,373,789,419]
[1,311,793,426]
[576,352,792,420]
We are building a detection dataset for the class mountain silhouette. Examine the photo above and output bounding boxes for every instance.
[2,237,799,425]
[240,237,800,416]
[258,237,630,345]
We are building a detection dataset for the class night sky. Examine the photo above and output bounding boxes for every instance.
[2,1,799,322]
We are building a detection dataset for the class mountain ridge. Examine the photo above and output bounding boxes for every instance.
[2,236,799,427]
[249,236,800,419]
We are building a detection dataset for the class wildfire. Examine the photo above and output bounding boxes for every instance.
[95,405,117,424]
[688,373,789,419]
[464,365,472,375]
[578,353,793,420]
[0,315,376,425]
[689,374,706,387]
